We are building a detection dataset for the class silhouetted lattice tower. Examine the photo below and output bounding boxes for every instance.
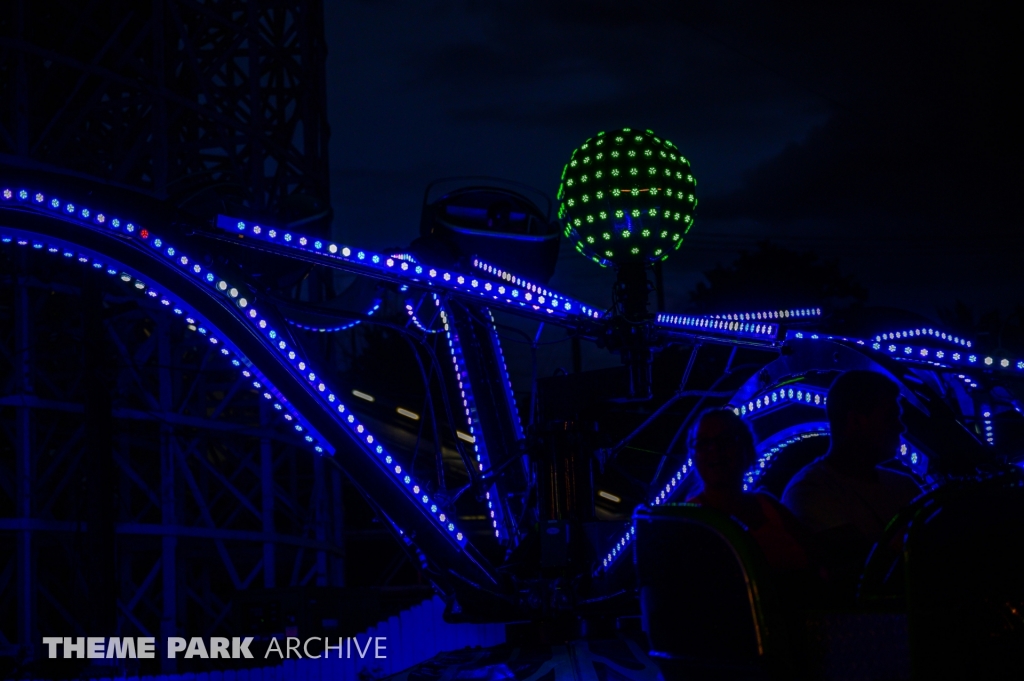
[0,2,342,673]
[0,0,331,228]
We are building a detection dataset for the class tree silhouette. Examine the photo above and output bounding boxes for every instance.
[688,241,867,313]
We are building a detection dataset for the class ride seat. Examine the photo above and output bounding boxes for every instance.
[634,504,791,681]
[902,476,1024,679]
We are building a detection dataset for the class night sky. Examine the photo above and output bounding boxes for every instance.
[324,1,1022,321]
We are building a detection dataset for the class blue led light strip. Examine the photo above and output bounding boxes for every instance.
[437,298,508,540]
[956,373,979,389]
[593,379,927,577]
[707,307,821,323]
[216,216,603,324]
[872,326,972,348]
[868,340,1023,372]
[734,387,930,483]
[732,387,831,492]
[740,425,928,489]
[2,187,470,547]
[742,428,830,491]
[595,452,695,575]
[789,330,1023,374]
[1,190,332,456]
[405,297,441,334]
[471,258,602,320]
[485,309,524,440]
[788,331,864,344]
[734,383,828,418]
[287,300,382,333]
[981,404,994,445]
[656,312,778,341]
[596,523,637,573]
[0,232,328,447]
[897,441,929,475]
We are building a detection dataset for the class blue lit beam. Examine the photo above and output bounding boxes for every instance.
[214,215,605,327]
[788,330,1024,376]
[217,217,794,350]
[437,299,519,543]
[595,454,693,575]
[740,423,830,491]
[867,338,1023,373]
[481,308,530,537]
[287,298,382,333]
[655,312,779,342]
[980,404,995,445]
[871,326,973,349]
[1,187,501,591]
[595,439,696,576]
[440,302,531,545]
[276,273,528,545]
[653,307,820,344]
[404,295,442,334]
[471,258,596,322]
[593,372,930,577]
[733,383,828,418]
[733,389,930,481]
[739,423,930,486]
[483,309,526,444]
[739,335,929,412]
[703,307,822,323]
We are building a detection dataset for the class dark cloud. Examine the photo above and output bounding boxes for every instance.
[326,0,1023,316]
[413,3,825,122]
[707,1,1022,225]
[682,1,1024,314]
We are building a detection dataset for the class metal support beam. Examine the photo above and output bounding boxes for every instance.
[158,320,178,674]
[0,197,479,654]
[261,404,276,589]
[330,465,345,586]
[14,255,35,661]
[313,454,327,586]
[0,0,332,218]
[83,275,117,637]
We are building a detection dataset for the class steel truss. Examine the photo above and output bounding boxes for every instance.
[0,0,330,219]
[0,253,343,670]
[2,172,1019,671]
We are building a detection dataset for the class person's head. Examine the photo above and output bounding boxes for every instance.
[826,370,905,462]
[689,408,756,491]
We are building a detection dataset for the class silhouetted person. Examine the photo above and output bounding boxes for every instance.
[782,370,922,600]
[686,409,812,574]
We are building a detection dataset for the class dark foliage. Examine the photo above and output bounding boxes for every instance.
[688,241,867,313]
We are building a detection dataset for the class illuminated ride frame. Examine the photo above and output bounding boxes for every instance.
[2,175,1018,629]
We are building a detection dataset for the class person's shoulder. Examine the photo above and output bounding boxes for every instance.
[878,465,924,498]
[754,492,795,519]
[752,491,781,510]
[753,492,811,536]
[780,457,844,532]
[784,456,832,489]
[877,465,921,487]
[782,456,831,509]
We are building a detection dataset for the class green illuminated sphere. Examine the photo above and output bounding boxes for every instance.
[558,128,697,267]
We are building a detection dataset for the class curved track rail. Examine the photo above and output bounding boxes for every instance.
[4,178,1017,619]
[0,185,504,612]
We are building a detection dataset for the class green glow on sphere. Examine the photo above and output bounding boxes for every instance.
[558,128,697,267]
